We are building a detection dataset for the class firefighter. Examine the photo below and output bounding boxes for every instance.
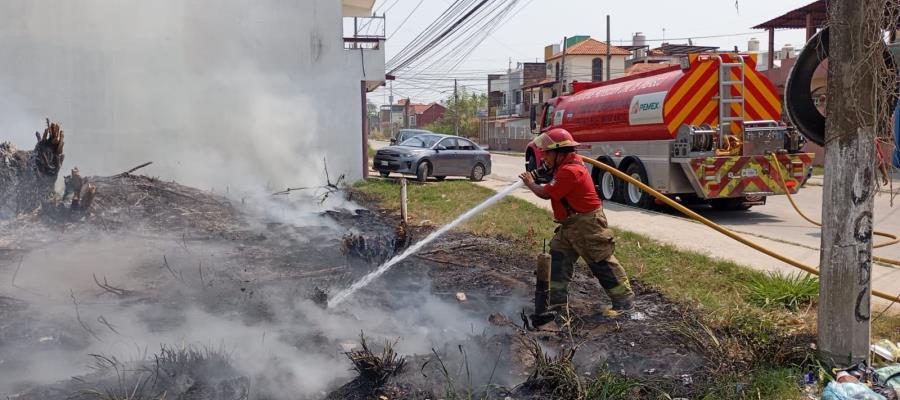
[518,128,634,325]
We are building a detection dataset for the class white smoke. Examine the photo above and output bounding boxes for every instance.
[0,0,368,192]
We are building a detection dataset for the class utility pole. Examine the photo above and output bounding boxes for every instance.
[388,80,394,139]
[606,15,611,81]
[560,36,567,94]
[818,0,879,367]
[454,79,459,136]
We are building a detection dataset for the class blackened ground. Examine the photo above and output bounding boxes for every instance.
[325,192,716,399]
[1,175,715,399]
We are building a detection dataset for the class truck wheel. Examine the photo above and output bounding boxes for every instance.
[470,164,486,182]
[623,163,654,209]
[416,161,431,183]
[526,153,537,171]
[596,165,620,202]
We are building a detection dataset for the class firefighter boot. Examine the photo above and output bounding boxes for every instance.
[587,258,634,314]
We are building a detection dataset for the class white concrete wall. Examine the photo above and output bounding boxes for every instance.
[562,55,628,84]
[0,0,382,190]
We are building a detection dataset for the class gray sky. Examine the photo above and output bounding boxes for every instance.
[369,0,813,105]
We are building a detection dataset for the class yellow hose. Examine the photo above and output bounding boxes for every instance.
[582,156,900,304]
[772,156,900,266]
[768,156,900,266]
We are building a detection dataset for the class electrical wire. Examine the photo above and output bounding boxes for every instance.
[388,0,426,40]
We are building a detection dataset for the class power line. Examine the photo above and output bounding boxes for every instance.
[388,0,426,40]
[389,0,491,74]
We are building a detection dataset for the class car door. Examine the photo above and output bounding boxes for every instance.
[431,138,457,176]
[455,138,478,175]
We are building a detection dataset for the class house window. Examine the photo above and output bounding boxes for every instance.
[515,90,522,104]
[409,115,417,127]
[555,62,560,81]
[592,58,604,81]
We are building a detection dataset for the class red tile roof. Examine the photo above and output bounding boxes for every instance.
[410,103,431,115]
[625,63,676,76]
[547,38,631,60]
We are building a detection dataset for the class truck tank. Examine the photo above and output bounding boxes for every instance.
[550,54,782,142]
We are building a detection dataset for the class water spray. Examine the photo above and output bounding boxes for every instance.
[327,180,525,307]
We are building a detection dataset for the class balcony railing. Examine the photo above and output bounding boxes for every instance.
[343,16,385,49]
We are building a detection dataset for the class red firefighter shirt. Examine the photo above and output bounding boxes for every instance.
[543,153,602,221]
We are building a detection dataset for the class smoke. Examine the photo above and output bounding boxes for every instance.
[0,0,367,192]
[0,3,517,396]
[0,226,512,398]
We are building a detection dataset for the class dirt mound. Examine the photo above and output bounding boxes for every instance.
[87,174,246,234]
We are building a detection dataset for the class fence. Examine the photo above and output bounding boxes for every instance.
[479,119,533,152]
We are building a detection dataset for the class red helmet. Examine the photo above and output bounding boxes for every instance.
[532,128,580,151]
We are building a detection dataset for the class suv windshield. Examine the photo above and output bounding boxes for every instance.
[399,134,441,148]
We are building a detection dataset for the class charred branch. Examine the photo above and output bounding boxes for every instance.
[71,290,101,341]
[92,273,131,297]
[273,158,345,204]
[114,161,153,177]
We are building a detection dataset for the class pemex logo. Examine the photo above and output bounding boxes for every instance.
[630,98,640,114]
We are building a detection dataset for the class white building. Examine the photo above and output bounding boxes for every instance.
[0,0,385,189]
[545,38,630,94]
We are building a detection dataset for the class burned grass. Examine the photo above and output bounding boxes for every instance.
[352,179,841,399]
[345,333,407,386]
[19,345,249,400]
[519,339,584,399]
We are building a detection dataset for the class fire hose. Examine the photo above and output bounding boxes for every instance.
[580,156,900,304]
[768,158,900,265]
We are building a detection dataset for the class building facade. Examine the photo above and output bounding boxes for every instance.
[545,37,631,94]
[481,62,546,151]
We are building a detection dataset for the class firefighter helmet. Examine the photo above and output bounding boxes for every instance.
[532,128,580,151]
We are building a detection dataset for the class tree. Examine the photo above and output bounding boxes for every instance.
[425,87,486,138]
[367,100,378,119]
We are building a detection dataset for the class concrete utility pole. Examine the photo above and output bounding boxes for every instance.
[389,80,394,138]
[818,0,879,366]
[606,15,611,81]
[454,78,459,136]
[560,36,567,94]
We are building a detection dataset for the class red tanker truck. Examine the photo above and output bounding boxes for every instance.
[526,53,814,210]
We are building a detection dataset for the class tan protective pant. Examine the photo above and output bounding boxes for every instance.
[548,208,633,310]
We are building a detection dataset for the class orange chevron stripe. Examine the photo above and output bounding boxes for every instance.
[683,84,719,127]
[743,78,779,119]
[667,71,719,133]
[690,99,718,126]
[664,61,716,118]
[744,68,781,113]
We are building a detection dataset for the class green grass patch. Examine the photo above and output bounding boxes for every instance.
[702,367,806,400]
[745,272,819,311]
[812,166,824,176]
[354,179,555,249]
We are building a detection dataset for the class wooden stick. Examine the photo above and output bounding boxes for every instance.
[400,178,409,224]
[115,161,152,177]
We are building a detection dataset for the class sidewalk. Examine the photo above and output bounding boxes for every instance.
[805,171,900,195]
[475,179,900,306]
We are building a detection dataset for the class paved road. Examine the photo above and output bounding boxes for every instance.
[371,141,900,301]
